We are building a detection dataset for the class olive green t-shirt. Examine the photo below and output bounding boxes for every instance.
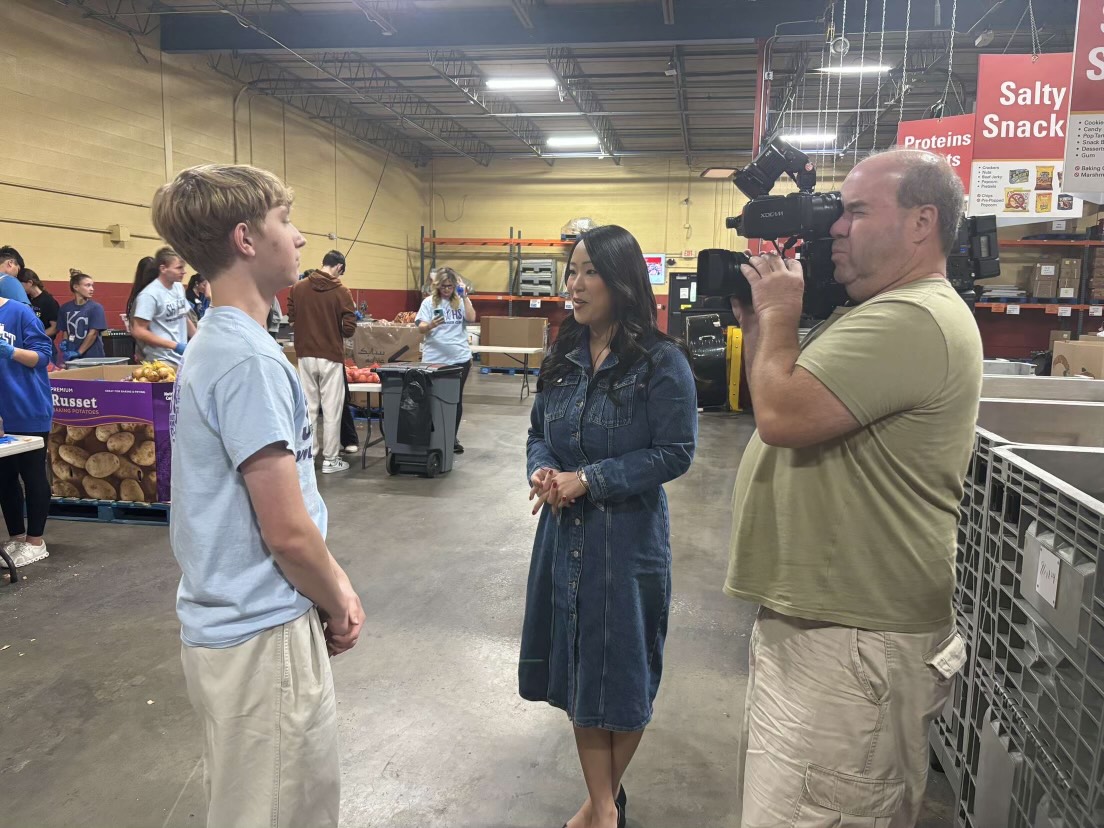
[724,278,982,633]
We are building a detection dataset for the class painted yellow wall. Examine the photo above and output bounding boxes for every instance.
[426,156,755,297]
[0,0,428,292]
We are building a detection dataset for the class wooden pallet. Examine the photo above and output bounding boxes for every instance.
[49,498,170,526]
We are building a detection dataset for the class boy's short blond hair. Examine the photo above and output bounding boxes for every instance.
[151,164,293,280]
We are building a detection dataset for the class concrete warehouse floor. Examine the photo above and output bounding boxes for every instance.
[1,372,955,828]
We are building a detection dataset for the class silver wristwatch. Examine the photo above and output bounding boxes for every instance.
[577,468,590,491]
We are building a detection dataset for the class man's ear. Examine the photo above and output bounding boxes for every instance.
[912,204,939,247]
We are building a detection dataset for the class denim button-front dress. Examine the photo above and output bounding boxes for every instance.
[519,338,698,731]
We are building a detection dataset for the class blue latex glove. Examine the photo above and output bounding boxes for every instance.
[0,340,14,361]
[61,343,80,362]
[355,310,364,321]
[456,283,466,297]
[173,341,187,356]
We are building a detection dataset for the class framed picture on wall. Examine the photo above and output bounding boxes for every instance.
[644,253,666,285]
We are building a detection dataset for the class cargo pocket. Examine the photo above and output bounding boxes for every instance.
[790,764,905,827]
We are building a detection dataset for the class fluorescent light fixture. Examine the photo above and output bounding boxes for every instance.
[546,134,601,148]
[700,167,738,179]
[813,63,892,75]
[781,132,837,145]
[486,77,558,90]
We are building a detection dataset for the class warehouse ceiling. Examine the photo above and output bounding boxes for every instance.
[58,0,1079,168]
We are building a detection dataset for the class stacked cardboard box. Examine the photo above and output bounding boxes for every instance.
[1032,261,1060,299]
[1058,258,1081,299]
[1091,252,1104,302]
[1051,339,1104,379]
[481,316,548,369]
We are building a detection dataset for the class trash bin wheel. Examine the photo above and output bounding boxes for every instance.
[425,451,442,479]
[386,452,400,476]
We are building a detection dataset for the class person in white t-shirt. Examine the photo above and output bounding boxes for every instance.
[416,267,476,454]
[131,247,195,366]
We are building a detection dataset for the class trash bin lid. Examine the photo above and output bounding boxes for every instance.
[376,362,463,378]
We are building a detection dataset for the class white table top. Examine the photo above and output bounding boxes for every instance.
[347,383,383,393]
[469,345,543,355]
[0,435,44,458]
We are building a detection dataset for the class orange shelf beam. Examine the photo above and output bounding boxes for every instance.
[469,294,567,303]
[1000,239,1104,247]
[423,237,574,247]
[977,303,1091,313]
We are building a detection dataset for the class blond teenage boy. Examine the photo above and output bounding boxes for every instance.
[152,165,364,828]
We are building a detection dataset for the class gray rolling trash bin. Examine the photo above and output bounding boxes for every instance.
[377,363,462,478]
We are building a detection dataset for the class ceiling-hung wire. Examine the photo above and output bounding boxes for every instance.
[870,0,888,152]
[853,0,870,165]
[815,16,831,151]
[1003,3,1029,54]
[938,0,958,118]
[798,45,809,139]
[898,0,912,126]
[1027,0,1041,60]
[832,0,848,182]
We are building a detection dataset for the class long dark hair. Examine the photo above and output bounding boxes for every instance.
[126,247,181,319]
[186,273,207,304]
[538,225,685,393]
[18,268,48,296]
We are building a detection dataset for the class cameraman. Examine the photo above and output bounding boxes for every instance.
[725,150,982,826]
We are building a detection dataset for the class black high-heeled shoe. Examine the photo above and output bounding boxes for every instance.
[616,800,626,828]
[616,786,627,810]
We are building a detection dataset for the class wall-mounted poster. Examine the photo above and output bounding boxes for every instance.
[644,254,666,285]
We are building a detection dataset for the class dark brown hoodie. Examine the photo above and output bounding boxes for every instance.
[287,269,356,363]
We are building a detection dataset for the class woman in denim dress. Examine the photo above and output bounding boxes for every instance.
[520,225,698,828]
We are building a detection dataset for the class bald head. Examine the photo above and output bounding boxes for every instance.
[854,150,965,255]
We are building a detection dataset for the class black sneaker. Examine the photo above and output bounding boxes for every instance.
[453,442,465,454]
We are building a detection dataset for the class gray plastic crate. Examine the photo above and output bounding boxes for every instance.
[981,375,1104,402]
[968,446,1104,825]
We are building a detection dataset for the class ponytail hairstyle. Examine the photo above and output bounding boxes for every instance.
[126,256,158,319]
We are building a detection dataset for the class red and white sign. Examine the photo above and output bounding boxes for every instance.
[970,53,1083,219]
[896,115,974,192]
[1064,1,1104,190]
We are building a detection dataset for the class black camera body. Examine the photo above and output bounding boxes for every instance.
[698,138,999,318]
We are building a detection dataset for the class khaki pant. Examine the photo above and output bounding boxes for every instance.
[181,609,339,828]
[298,357,346,463]
[737,608,956,828]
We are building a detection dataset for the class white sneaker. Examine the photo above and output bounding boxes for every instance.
[343,444,359,454]
[8,540,49,567]
[322,458,350,474]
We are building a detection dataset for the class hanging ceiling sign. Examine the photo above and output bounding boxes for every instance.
[969,53,1083,219]
[1063,0,1104,191]
[896,114,975,193]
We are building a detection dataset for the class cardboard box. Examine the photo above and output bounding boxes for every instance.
[1050,330,1072,349]
[1034,262,1059,280]
[1059,258,1081,281]
[1033,276,1059,299]
[282,343,297,367]
[48,365,173,503]
[351,323,423,367]
[1058,276,1080,299]
[1090,287,1104,301]
[1051,340,1104,379]
[481,316,548,369]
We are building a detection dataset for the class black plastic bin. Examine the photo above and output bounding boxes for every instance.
[377,363,462,478]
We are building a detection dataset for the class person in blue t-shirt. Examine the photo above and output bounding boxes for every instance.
[0,245,30,304]
[152,163,363,828]
[58,272,108,362]
[0,296,54,571]
[415,266,476,454]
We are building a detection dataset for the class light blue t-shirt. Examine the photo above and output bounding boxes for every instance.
[170,306,322,648]
[415,296,471,365]
[134,279,190,366]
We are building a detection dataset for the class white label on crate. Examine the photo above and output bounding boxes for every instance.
[1091,306,1103,317]
[564,300,573,310]
[1051,220,1068,231]
[1059,287,1076,298]
[1058,306,1073,317]
[680,288,690,299]
[1040,265,1057,276]
[1036,547,1061,608]
[1007,304,1021,315]
[529,299,541,308]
